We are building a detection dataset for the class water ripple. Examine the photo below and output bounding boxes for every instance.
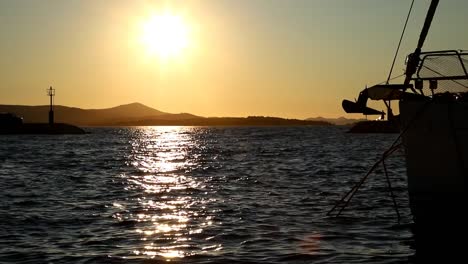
[0,126,414,263]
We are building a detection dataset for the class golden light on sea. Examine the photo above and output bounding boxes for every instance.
[119,127,222,261]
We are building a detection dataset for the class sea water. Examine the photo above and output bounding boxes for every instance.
[0,126,414,263]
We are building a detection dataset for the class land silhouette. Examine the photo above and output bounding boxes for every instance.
[0,103,332,126]
[306,116,367,126]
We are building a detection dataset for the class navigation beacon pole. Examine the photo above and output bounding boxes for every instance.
[47,86,55,126]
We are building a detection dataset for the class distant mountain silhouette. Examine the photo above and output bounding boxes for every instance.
[306,116,366,126]
[0,103,196,125]
[94,102,167,117]
[110,116,332,126]
[1,103,332,126]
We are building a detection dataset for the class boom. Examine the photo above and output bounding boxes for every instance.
[342,0,440,118]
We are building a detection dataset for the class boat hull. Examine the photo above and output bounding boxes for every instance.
[400,99,467,257]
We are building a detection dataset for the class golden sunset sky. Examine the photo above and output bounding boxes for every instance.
[1,0,467,118]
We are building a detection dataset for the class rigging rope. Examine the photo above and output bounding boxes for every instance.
[386,0,415,84]
[328,100,434,222]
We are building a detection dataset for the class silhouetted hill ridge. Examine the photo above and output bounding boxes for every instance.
[1,103,332,126]
[306,116,366,125]
[109,115,332,126]
[0,103,172,125]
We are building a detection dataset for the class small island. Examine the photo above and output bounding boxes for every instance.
[0,119,86,135]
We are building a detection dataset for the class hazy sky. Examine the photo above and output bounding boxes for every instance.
[1,0,467,118]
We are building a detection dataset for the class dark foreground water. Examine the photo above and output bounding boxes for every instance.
[0,126,414,263]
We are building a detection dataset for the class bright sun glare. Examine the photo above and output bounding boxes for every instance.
[141,13,189,59]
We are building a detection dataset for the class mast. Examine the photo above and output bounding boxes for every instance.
[404,0,440,89]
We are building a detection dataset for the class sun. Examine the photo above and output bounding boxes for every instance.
[140,13,189,59]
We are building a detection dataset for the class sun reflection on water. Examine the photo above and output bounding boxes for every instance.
[115,127,222,260]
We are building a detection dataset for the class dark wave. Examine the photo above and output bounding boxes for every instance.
[0,127,413,263]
